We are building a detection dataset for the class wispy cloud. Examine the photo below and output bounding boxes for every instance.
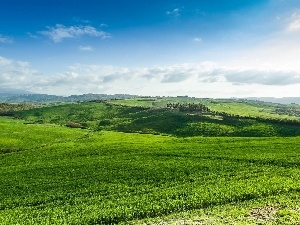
[72,17,91,24]
[166,8,180,16]
[0,35,13,44]
[27,32,38,39]
[100,23,108,27]
[193,37,202,42]
[79,46,93,52]
[287,11,300,32]
[39,24,111,42]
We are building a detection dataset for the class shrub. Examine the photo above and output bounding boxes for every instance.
[66,122,86,129]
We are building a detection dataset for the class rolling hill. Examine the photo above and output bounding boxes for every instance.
[0,96,300,224]
[2,97,300,137]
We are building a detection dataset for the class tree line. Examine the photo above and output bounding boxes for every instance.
[166,103,210,113]
[166,102,300,126]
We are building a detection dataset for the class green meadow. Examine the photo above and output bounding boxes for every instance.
[0,98,300,224]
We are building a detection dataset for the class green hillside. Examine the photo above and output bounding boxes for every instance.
[109,97,300,121]
[1,98,300,224]
[3,99,300,137]
[0,117,299,224]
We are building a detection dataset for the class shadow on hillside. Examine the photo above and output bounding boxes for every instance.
[114,109,300,137]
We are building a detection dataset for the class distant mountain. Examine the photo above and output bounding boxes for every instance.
[0,93,139,103]
[1,91,300,105]
[0,88,33,95]
[246,97,300,105]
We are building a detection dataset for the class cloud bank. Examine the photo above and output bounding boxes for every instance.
[0,56,38,89]
[1,55,300,97]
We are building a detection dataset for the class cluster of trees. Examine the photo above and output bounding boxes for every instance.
[166,103,210,113]
[165,102,300,126]
[65,122,87,129]
[91,100,150,111]
[211,110,300,126]
[275,107,300,117]
[0,103,37,114]
[255,116,300,126]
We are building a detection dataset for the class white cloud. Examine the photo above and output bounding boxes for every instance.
[166,8,180,16]
[27,32,38,39]
[286,11,300,32]
[0,56,12,66]
[2,55,300,97]
[39,63,300,94]
[0,35,13,44]
[193,37,202,42]
[206,68,300,85]
[79,46,93,52]
[0,56,38,90]
[73,17,91,24]
[39,24,111,42]
[100,23,108,27]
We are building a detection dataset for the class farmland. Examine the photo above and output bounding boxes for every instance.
[0,98,300,224]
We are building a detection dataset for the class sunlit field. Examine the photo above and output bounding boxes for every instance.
[1,105,299,224]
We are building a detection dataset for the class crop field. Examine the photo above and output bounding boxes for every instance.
[0,110,300,224]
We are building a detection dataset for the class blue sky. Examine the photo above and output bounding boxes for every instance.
[1,0,300,97]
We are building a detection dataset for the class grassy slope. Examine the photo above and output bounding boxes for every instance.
[0,117,299,224]
[109,97,300,121]
[131,192,300,224]
[6,101,300,137]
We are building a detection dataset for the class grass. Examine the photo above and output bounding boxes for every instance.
[1,98,300,224]
[130,192,300,224]
[0,116,300,224]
